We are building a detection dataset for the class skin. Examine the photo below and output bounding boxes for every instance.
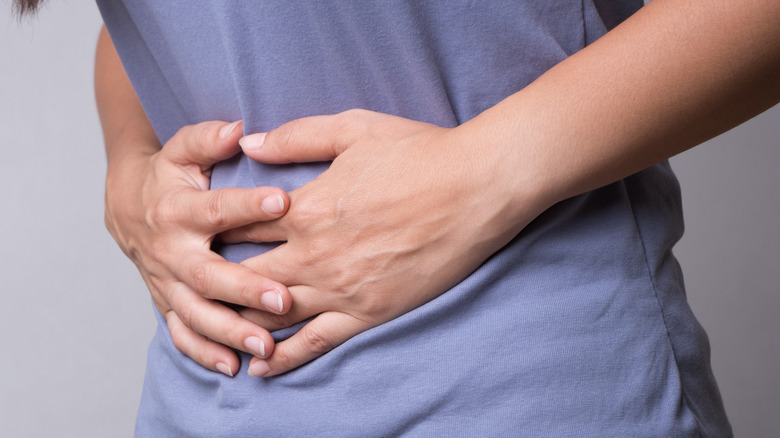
[96,0,780,378]
[95,28,294,377]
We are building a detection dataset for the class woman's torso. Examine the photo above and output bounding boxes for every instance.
[98,1,731,436]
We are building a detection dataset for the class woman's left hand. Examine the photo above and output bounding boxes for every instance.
[222,109,546,377]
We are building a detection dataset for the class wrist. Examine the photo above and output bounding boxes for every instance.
[441,120,555,245]
[452,106,563,223]
[105,128,159,179]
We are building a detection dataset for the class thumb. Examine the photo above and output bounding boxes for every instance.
[247,311,367,377]
[239,110,373,163]
[166,120,244,169]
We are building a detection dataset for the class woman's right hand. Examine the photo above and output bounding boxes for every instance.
[104,119,292,377]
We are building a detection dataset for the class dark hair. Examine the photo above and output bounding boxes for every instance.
[13,0,46,16]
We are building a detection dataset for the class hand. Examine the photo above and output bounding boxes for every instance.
[224,110,545,377]
[104,120,293,377]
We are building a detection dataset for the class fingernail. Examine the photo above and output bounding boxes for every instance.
[239,133,267,150]
[261,194,285,214]
[219,120,241,139]
[216,362,234,377]
[248,360,271,377]
[244,336,266,357]
[261,291,284,313]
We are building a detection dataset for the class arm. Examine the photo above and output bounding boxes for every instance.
[95,26,293,376]
[465,0,780,207]
[231,0,780,376]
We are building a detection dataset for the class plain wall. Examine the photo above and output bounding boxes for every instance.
[1,2,778,437]
[1,3,153,437]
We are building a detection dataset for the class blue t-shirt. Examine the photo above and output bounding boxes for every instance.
[97,1,731,436]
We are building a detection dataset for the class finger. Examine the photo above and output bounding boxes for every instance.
[218,185,314,244]
[238,110,376,163]
[173,251,292,314]
[165,120,244,168]
[239,243,300,287]
[217,217,288,244]
[238,285,333,332]
[167,282,278,360]
[176,186,290,236]
[247,312,367,377]
[147,276,244,376]
[165,310,239,377]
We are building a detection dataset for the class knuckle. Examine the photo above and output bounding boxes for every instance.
[289,198,329,231]
[233,279,256,308]
[145,197,178,229]
[189,263,214,296]
[301,325,335,355]
[204,191,229,228]
[193,123,214,150]
[177,300,197,329]
[268,124,297,161]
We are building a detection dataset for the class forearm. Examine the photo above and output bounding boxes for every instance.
[94,26,159,171]
[461,0,780,214]
[95,25,164,243]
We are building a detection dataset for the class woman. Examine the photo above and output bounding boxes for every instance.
[24,0,780,435]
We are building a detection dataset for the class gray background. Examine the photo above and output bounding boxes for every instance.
[1,2,777,437]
